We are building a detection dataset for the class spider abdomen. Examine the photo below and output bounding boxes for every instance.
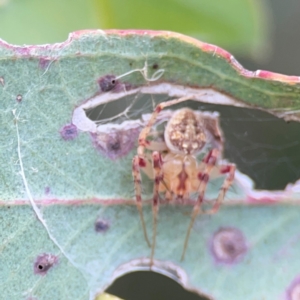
[164,108,206,155]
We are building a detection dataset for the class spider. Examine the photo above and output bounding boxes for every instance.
[132,96,236,262]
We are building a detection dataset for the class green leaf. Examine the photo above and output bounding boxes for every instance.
[1,30,300,300]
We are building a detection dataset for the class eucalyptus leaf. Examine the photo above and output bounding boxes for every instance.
[0,30,299,300]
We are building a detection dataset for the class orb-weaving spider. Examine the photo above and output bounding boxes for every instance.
[132,96,235,262]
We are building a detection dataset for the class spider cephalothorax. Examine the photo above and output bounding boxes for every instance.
[132,96,235,263]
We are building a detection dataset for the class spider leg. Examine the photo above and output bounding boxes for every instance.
[150,151,163,265]
[132,155,151,247]
[181,149,219,261]
[203,164,236,215]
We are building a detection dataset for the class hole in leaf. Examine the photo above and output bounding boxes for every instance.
[105,271,209,300]
[82,92,300,189]
[195,102,300,190]
[84,93,157,125]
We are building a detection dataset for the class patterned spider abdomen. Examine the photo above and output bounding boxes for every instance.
[164,108,206,155]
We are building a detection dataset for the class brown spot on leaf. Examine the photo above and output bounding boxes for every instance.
[210,227,247,264]
[60,124,78,141]
[95,218,110,233]
[16,94,22,102]
[98,75,118,92]
[39,57,53,69]
[91,128,139,160]
[34,253,58,275]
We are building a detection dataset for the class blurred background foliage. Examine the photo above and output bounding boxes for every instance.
[1,1,299,299]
